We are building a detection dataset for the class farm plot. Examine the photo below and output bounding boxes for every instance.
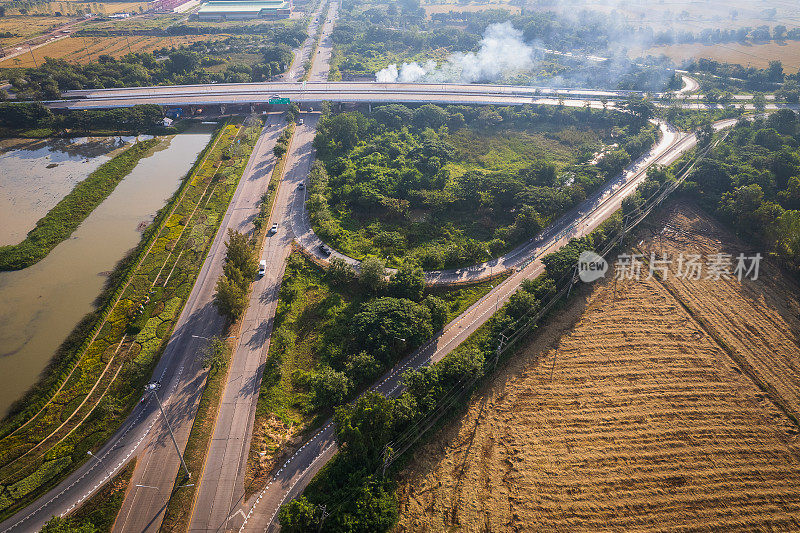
[396,201,800,532]
[0,17,70,47]
[632,41,800,70]
[0,34,229,67]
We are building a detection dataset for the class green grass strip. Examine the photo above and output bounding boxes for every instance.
[0,138,160,271]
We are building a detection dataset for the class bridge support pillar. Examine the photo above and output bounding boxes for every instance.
[219,104,226,115]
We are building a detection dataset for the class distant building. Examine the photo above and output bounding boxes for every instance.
[197,0,291,20]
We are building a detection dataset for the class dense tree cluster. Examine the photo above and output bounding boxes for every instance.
[0,102,165,134]
[683,58,800,94]
[5,34,300,99]
[297,254,445,412]
[213,229,257,323]
[680,111,800,271]
[309,102,656,268]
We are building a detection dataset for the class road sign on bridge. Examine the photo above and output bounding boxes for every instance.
[268,97,290,105]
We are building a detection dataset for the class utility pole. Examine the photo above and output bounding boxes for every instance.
[28,44,38,68]
[145,383,191,479]
[317,504,329,532]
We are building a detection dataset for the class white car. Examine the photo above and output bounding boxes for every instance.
[258,259,266,276]
[269,223,278,234]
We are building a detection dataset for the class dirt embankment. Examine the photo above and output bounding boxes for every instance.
[396,202,800,532]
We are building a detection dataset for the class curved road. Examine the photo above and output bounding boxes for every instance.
[0,41,758,533]
[291,121,678,286]
[238,116,737,532]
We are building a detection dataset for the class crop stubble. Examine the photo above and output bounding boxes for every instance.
[396,202,800,532]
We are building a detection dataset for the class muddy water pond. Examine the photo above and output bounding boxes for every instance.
[0,136,150,246]
[0,124,215,416]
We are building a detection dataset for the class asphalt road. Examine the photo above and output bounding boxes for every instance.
[237,117,737,533]
[186,5,335,532]
[50,81,797,111]
[112,115,286,533]
[0,19,754,530]
[292,121,680,285]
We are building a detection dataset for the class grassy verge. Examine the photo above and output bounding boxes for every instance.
[160,121,294,533]
[244,251,502,496]
[0,138,160,271]
[42,459,138,532]
[0,117,265,522]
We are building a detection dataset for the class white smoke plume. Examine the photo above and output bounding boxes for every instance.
[375,22,536,84]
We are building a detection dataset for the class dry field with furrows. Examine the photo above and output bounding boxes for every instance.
[396,201,800,532]
[631,41,800,70]
[0,35,229,67]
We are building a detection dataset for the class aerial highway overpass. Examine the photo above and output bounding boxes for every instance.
[3,62,782,533]
[48,80,795,112]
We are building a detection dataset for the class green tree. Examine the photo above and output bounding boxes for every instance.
[388,262,425,300]
[345,351,382,385]
[768,60,784,82]
[213,275,248,322]
[326,257,356,286]
[335,391,394,461]
[310,366,352,407]
[423,295,448,331]
[278,497,322,532]
[359,256,387,293]
[352,297,433,363]
[168,49,199,74]
[767,109,798,135]
[224,229,257,281]
[505,289,538,321]
[411,103,447,130]
[753,93,767,114]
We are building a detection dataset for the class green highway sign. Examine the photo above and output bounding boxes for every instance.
[268,97,291,105]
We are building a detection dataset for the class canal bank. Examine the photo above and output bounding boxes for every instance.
[0,124,215,416]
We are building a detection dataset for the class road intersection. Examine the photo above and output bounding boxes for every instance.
[0,14,768,532]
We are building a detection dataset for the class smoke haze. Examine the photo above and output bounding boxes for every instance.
[375,23,537,83]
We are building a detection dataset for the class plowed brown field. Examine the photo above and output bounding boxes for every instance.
[396,201,800,532]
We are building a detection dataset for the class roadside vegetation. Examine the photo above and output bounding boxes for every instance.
[635,109,800,273]
[40,459,137,533]
[0,116,263,521]
[245,251,505,493]
[0,102,167,138]
[309,102,657,268]
[0,136,159,270]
